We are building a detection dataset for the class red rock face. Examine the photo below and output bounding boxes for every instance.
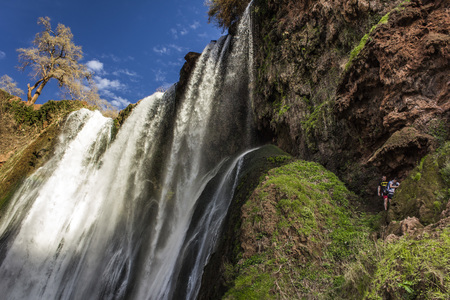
[335,0,449,177]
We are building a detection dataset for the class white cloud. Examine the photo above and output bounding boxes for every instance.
[153,44,185,56]
[84,60,132,109]
[94,75,125,91]
[112,69,138,77]
[100,90,130,108]
[0,51,5,59]
[170,28,178,39]
[180,28,189,36]
[86,60,104,73]
[100,53,120,62]
[190,21,200,30]
[155,69,166,82]
[169,44,184,52]
[168,58,184,67]
[111,96,131,108]
[153,46,170,55]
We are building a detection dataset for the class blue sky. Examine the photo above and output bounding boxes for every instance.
[0,0,223,108]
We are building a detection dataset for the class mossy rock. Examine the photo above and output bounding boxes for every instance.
[0,122,61,211]
[221,158,372,299]
[389,141,450,225]
[361,228,450,299]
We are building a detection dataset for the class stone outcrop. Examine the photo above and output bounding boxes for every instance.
[388,141,450,225]
[176,52,201,97]
[336,0,450,178]
[251,0,449,196]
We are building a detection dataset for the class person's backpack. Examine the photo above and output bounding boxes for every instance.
[387,181,395,195]
[380,181,388,195]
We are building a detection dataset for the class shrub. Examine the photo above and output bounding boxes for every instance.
[207,0,251,30]
[4,99,89,128]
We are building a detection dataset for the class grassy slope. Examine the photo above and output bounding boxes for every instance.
[223,145,450,299]
[223,160,376,299]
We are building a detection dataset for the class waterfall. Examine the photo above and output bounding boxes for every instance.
[0,4,254,300]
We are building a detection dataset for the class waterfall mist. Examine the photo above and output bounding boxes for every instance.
[0,4,255,300]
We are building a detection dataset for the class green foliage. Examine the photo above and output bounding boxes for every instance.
[266,155,291,164]
[4,99,89,128]
[277,104,290,117]
[223,268,273,300]
[440,161,450,185]
[7,99,37,124]
[301,101,333,151]
[392,141,450,224]
[363,229,450,299]
[428,118,449,147]
[0,89,14,102]
[412,172,422,181]
[207,0,251,30]
[345,33,370,71]
[113,102,136,129]
[345,0,412,71]
[228,160,374,298]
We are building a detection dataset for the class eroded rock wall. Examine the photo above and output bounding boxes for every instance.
[336,0,450,179]
[252,0,449,194]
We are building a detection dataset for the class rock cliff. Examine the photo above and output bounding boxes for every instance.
[198,0,449,298]
[251,0,449,196]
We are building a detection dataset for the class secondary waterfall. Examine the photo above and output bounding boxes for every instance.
[0,5,254,300]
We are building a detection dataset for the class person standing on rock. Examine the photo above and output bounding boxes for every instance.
[386,178,400,210]
[378,176,389,210]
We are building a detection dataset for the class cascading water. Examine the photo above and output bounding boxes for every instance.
[0,4,255,300]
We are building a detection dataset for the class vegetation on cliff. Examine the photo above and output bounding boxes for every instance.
[207,0,449,201]
[204,5,449,296]
[0,89,92,210]
[206,0,251,30]
[206,144,450,299]
[389,141,450,225]
[0,0,447,298]
[221,159,376,299]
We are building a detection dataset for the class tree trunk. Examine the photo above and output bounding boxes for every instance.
[26,80,47,105]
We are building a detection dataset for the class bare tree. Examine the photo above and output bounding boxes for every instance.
[17,17,91,105]
[0,75,24,96]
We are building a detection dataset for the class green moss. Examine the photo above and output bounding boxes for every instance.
[301,101,333,151]
[113,102,137,129]
[428,118,450,147]
[266,155,291,164]
[223,267,274,300]
[363,229,450,299]
[277,104,290,117]
[4,99,90,128]
[344,0,412,71]
[345,33,370,71]
[440,161,450,185]
[392,141,450,224]
[226,160,374,298]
